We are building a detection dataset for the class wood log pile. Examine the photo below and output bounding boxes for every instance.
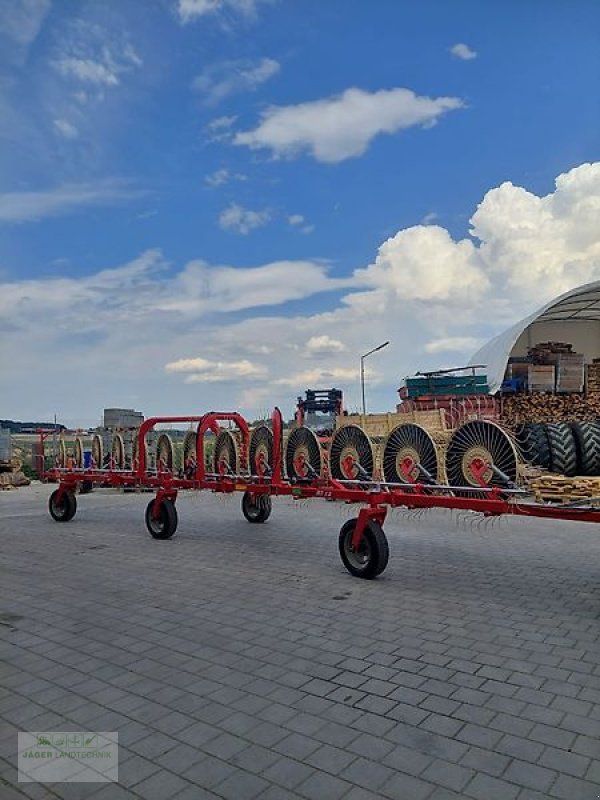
[501,393,600,427]
[529,474,600,504]
[587,361,600,393]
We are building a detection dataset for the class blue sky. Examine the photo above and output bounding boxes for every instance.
[1,0,600,426]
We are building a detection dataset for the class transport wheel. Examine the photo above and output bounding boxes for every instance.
[515,423,552,471]
[49,489,77,522]
[111,434,125,469]
[145,498,178,539]
[285,427,322,480]
[338,518,389,579]
[75,437,84,468]
[91,434,103,469]
[546,422,577,477]
[571,421,600,476]
[79,480,93,494]
[241,491,272,523]
[383,423,438,484]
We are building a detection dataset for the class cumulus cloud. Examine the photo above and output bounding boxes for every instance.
[165,356,267,382]
[192,57,279,105]
[234,87,464,163]
[0,179,147,223]
[218,202,270,234]
[306,335,346,354]
[288,214,304,225]
[450,42,477,60]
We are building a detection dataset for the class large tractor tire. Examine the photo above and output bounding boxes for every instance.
[546,422,577,477]
[515,423,552,471]
[571,421,600,476]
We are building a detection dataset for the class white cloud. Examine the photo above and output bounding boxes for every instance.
[204,168,246,187]
[177,0,269,24]
[355,224,489,304]
[53,119,79,139]
[288,214,304,225]
[192,57,279,105]
[275,366,359,387]
[0,180,147,223]
[450,42,478,60]
[165,356,267,382]
[0,0,51,46]
[219,202,270,234]
[51,23,143,96]
[234,87,464,163]
[425,336,484,354]
[54,57,120,86]
[204,115,237,143]
[306,335,346,354]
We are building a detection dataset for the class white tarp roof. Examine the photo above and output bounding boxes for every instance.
[470,280,600,393]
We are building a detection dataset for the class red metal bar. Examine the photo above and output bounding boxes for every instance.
[195,412,249,483]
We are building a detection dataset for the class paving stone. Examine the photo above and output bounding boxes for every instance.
[503,759,556,793]
[463,772,519,800]
[297,770,351,800]
[261,756,315,789]
[539,746,589,778]
[380,771,436,800]
[421,759,474,792]
[213,770,269,800]
[549,773,600,800]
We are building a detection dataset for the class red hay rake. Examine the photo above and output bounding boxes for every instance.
[41,408,600,579]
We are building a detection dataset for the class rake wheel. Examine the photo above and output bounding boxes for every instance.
[383,423,438,484]
[75,437,84,468]
[111,434,125,469]
[445,420,519,495]
[329,425,374,482]
[91,434,103,469]
[132,436,147,471]
[213,430,239,476]
[249,425,273,477]
[183,430,197,474]
[285,427,322,481]
[156,433,174,472]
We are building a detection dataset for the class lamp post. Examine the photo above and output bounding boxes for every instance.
[361,341,390,416]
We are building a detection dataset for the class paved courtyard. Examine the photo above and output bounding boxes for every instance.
[1,483,600,799]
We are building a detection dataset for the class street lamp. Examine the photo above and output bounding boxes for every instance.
[361,341,390,416]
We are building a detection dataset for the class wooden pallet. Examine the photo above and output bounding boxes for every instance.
[528,474,600,503]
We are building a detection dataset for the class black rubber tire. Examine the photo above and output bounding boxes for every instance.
[546,422,578,477]
[79,480,94,494]
[515,423,552,471]
[571,421,600,476]
[49,489,77,522]
[145,498,178,539]
[241,491,272,523]
[338,518,389,579]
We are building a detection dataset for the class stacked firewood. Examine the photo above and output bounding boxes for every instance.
[527,341,573,360]
[501,393,600,427]
[587,360,600,394]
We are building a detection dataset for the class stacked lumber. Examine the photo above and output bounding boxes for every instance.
[529,474,600,504]
[501,393,600,427]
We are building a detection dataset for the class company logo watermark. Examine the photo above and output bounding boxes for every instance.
[18,732,118,783]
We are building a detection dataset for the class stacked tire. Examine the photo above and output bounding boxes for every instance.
[516,420,600,477]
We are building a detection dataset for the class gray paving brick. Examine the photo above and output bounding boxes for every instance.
[464,772,519,800]
[420,713,465,739]
[297,770,351,800]
[380,771,435,800]
[496,733,544,763]
[459,745,510,777]
[133,769,191,799]
[182,754,236,788]
[262,756,315,789]
[539,746,590,778]
[503,759,556,793]
[550,773,600,800]
[272,733,321,761]
[214,770,269,800]
[421,758,474,792]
